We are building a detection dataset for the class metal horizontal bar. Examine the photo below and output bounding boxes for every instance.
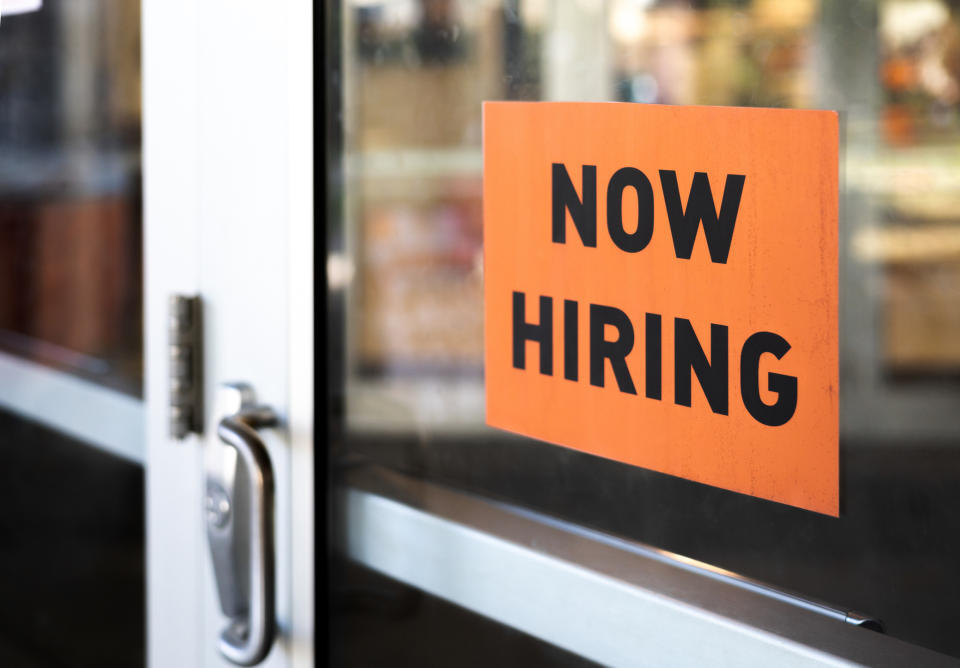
[490,501,879,630]
[0,350,144,462]
[339,467,958,668]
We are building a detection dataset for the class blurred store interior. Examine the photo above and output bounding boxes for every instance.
[0,2,142,666]
[342,0,960,439]
[333,0,960,663]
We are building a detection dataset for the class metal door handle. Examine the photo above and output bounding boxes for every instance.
[205,384,277,666]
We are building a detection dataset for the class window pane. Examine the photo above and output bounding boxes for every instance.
[0,0,142,397]
[335,0,960,659]
[0,3,144,665]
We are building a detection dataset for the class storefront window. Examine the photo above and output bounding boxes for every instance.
[334,0,960,659]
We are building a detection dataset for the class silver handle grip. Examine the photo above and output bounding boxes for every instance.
[206,389,277,666]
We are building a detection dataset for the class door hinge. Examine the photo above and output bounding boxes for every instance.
[169,294,203,439]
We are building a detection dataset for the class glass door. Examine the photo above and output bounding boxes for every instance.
[0,2,144,666]
[330,0,960,664]
[0,2,314,667]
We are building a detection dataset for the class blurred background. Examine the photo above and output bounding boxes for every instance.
[342,0,960,437]
[332,0,960,665]
[0,1,143,666]
[0,0,141,394]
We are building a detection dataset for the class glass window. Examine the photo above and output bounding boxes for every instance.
[0,3,144,666]
[333,0,960,660]
[0,0,142,396]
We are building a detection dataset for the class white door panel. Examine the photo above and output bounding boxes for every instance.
[144,1,312,666]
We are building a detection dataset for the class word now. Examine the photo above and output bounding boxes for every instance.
[552,163,745,263]
[512,292,797,427]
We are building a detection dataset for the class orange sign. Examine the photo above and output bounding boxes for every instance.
[484,102,838,516]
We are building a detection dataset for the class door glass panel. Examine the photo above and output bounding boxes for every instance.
[333,0,960,661]
[0,0,142,397]
[0,3,144,666]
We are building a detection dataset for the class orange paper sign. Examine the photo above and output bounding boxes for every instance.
[484,102,838,516]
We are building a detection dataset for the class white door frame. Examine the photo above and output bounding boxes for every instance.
[143,1,313,667]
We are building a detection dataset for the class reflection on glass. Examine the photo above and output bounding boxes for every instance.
[344,0,960,430]
[338,1,960,658]
[0,1,141,396]
[0,3,144,667]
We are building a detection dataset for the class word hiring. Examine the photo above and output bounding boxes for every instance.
[510,164,798,427]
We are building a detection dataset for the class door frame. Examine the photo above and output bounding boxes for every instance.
[142,1,313,666]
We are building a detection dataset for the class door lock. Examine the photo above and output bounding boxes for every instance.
[205,383,277,666]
